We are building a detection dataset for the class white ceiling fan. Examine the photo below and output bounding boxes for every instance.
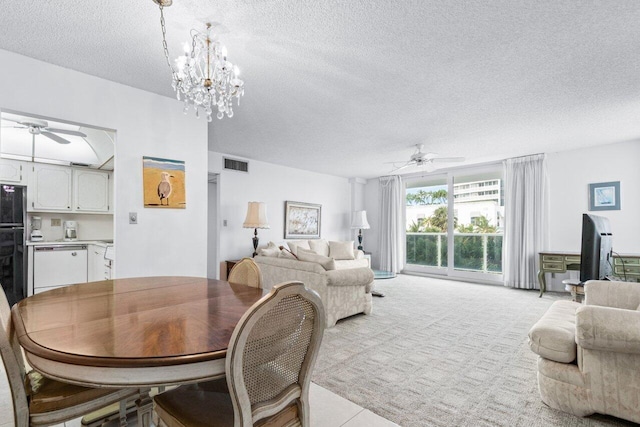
[388,144,465,173]
[1,117,87,144]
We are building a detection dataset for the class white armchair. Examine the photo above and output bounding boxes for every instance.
[528,280,640,423]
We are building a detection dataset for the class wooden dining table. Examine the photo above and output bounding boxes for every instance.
[11,276,268,426]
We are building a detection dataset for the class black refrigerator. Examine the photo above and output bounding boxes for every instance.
[0,184,26,306]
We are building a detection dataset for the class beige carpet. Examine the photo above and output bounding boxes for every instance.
[312,274,636,427]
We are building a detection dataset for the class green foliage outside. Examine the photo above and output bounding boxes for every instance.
[406,210,502,273]
[406,233,448,268]
[406,189,448,206]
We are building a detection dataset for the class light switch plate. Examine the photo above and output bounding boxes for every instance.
[129,212,138,224]
[51,218,61,227]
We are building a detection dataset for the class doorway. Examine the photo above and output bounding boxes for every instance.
[207,173,219,279]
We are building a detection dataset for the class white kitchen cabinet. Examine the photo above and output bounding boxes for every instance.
[29,164,72,211]
[0,159,26,184]
[27,164,112,213]
[74,169,110,212]
[88,244,111,281]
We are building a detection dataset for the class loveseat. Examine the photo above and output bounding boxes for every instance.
[528,280,640,423]
[254,239,374,327]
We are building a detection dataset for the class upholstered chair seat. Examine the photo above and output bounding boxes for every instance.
[528,280,640,423]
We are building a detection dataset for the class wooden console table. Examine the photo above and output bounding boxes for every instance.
[538,251,640,297]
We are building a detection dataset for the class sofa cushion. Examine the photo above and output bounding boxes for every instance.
[286,240,310,256]
[329,241,355,260]
[528,300,582,363]
[334,259,369,269]
[308,239,330,257]
[297,248,336,270]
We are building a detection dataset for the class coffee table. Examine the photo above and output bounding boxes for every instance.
[373,270,396,280]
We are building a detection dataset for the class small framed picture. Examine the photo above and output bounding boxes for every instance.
[284,201,321,239]
[143,156,186,208]
[588,181,620,211]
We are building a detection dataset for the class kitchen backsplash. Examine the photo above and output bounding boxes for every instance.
[27,213,114,242]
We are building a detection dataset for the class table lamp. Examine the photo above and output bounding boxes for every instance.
[243,202,270,257]
[350,210,370,251]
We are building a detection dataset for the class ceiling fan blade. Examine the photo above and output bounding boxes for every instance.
[41,131,72,144]
[45,127,87,138]
[390,162,414,173]
[432,157,465,163]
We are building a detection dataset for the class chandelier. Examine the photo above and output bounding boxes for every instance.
[153,0,244,121]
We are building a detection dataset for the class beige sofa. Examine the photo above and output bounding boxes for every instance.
[254,239,374,327]
[528,280,640,423]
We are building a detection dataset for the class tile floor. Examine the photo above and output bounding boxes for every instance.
[1,383,398,427]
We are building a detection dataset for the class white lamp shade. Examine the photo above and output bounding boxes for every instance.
[350,210,370,229]
[243,202,270,229]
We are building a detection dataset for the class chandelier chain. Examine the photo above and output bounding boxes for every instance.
[159,6,176,74]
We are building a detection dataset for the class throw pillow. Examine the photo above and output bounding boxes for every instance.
[286,240,310,256]
[329,241,355,260]
[308,239,330,257]
[297,248,336,270]
[278,246,298,259]
[259,247,279,257]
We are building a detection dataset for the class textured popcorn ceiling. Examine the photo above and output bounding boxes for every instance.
[1,1,640,178]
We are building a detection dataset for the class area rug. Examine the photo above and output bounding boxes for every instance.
[312,274,635,427]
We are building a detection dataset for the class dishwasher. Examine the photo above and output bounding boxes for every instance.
[33,245,88,293]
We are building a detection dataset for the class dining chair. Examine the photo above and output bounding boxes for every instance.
[154,280,326,427]
[0,291,139,427]
[228,257,263,288]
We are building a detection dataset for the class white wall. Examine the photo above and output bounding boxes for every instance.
[0,49,209,278]
[547,140,639,253]
[544,140,640,290]
[208,152,352,274]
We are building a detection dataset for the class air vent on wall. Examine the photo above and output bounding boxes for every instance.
[223,157,249,173]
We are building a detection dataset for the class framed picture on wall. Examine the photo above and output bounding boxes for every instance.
[284,201,321,239]
[143,156,186,208]
[588,181,620,211]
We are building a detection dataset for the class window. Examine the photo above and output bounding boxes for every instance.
[404,166,504,282]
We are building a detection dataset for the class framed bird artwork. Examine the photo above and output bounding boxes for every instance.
[142,156,186,208]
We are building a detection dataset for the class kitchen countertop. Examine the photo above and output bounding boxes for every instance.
[26,240,114,247]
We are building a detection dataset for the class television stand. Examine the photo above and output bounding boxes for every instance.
[538,251,640,297]
[537,252,581,297]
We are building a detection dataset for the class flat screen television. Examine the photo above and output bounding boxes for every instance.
[580,213,613,283]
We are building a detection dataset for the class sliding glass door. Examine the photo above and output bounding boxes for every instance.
[404,166,504,283]
[405,175,449,274]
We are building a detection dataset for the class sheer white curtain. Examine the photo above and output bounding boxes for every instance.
[503,154,547,289]
[378,175,404,273]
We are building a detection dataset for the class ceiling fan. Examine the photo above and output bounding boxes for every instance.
[388,144,465,173]
[1,118,87,144]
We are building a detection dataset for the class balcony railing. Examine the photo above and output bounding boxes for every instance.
[406,232,503,274]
